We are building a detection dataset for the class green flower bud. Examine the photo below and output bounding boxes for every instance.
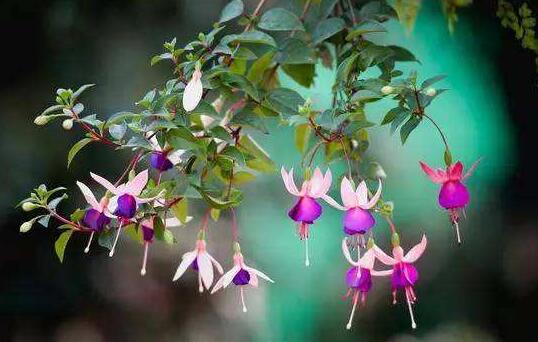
[22,202,38,212]
[426,87,437,97]
[20,221,33,233]
[34,116,49,126]
[62,119,74,130]
[381,85,394,95]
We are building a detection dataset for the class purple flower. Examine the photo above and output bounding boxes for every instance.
[420,159,480,243]
[281,167,334,266]
[211,249,274,312]
[374,235,427,329]
[82,209,110,232]
[139,217,154,276]
[324,177,382,236]
[148,133,185,172]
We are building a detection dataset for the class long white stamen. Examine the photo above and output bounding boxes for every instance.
[305,237,310,267]
[406,290,417,329]
[240,287,248,313]
[84,231,95,254]
[346,291,359,330]
[198,273,204,293]
[140,242,149,276]
[454,221,462,245]
[109,222,123,257]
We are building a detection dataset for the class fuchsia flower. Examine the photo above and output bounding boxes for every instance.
[76,181,113,253]
[139,217,155,276]
[211,245,274,312]
[420,160,480,243]
[172,237,223,293]
[182,65,203,112]
[325,178,382,237]
[91,170,164,257]
[281,167,333,266]
[341,238,391,330]
[374,235,427,329]
[148,134,185,172]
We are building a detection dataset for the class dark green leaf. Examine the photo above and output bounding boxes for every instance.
[400,116,421,144]
[258,8,304,31]
[265,88,305,118]
[421,75,447,89]
[282,64,316,88]
[312,18,346,45]
[54,230,72,263]
[67,138,93,168]
[275,38,316,65]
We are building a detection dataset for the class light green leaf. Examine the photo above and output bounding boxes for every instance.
[294,124,311,154]
[54,230,73,263]
[219,0,244,23]
[171,198,189,224]
[67,138,93,168]
[247,52,275,84]
[282,64,315,88]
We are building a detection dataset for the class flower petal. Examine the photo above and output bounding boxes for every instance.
[281,167,300,196]
[356,181,368,206]
[321,194,345,211]
[168,150,186,165]
[182,70,203,112]
[341,237,359,266]
[341,177,358,208]
[463,158,482,181]
[370,269,393,276]
[125,170,148,196]
[419,161,447,184]
[373,245,398,266]
[249,272,259,287]
[148,133,162,151]
[362,180,382,210]
[245,266,274,283]
[403,234,427,263]
[172,251,196,281]
[197,253,214,290]
[107,195,118,216]
[90,172,118,194]
[76,181,100,210]
[308,168,324,197]
[208,253,224,275]
[221,265,241,289]
[448,161,464,181]
[358,248,376,270]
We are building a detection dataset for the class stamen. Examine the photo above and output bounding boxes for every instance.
[406,288,417,329]
[305,237,310,267]
[454,221,462,245]
[198,273,204,293]
[109,222,123,257]
[392,290,397,305]
[240,287,248,313]
[346,291,359,330]
[84,231,95,254]
[140,242,149,276]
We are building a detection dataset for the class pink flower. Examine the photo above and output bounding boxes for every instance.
[341,238,391,330]
[420,159,480,243]
[211,247,274,312]
[374,235,427,329]
[324,178,382,236]
[281,167,333,266]
[91,170,164,257]
[172,238,223,293]
[182,66,203,112]
[76,181,113,253]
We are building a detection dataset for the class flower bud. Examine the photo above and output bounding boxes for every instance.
[426,87,437,97]
[22,202,38,212]
[34,116,49,125]
[62,119,74,130]
[20,221,33,233]
[381,85,394,95]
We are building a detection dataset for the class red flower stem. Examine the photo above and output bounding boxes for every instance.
[230,208,240,242]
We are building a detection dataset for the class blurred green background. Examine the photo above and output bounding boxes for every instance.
[1,0,536,341]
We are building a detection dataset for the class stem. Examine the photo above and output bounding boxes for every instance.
[423,114,450,154]
[70,109,120,147]
[230,208,240,242]
[385,216,397,235]
[244,0,268,32]
[346,0,357,25]
[46,208,89,232]
[114,151,143,187]
[340,138,353,180]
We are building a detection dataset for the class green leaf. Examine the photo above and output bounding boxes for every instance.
[98,229,115,251]
[312,18,346,45]
[275,38,316,65]
[421,75,447,89]
[238,135,275,173]
[41,104,65,116]
[358,1,398,22]
[294,124,311,154]
[72,84,95,102]
[221,145,246,165]
[390,109,411,134]
[171,198,189,224]
[382,107,408,125]
[282,64,316,88]
[320,0,339,19]
[67,138,93,168]
[194,186,243,209]
[210,208,220,221]
[54,230,73,263]
[400,116,421,144]
[230,104,268,133]
[346,21,387,40]
[389,45,419,62]
[336,52,359,84]
[219,0,244,23]
[265,88,305,118]
[226,30,277,47]
[247,52,275,85]
[220,73,260,102]
[258,8,304,31]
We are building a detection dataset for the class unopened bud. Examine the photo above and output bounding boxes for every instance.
[22,202,38,212]
[20,221,33,233]
[34,116,49,125]
[425,87,437,97]
[62,119,73,130]
[381,85,394,95]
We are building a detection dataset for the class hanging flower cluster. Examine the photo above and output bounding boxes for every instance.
[18,0,480,329]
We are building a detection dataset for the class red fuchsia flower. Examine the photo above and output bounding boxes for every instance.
[373,235,428,329]
[211,243,274,312]
[172,234,223,293]
[341,238,392,330]
[324,177,382,237]
[182,65,203,112]
[148,133,185,173]
[281,167,333,266]
[420,160,480,243]
[139,217,155,276]
[76,181,113,253]
[90,170,164,257]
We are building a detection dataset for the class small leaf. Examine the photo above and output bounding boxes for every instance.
[400,116,421,144]
[258,8,304,31]
[219,0,244,23]
[54,230,73,263]
[72,84,95,102]
[421,75,447,89]
[67,138,93,168]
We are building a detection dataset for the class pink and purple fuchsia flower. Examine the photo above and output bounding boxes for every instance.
[374,235,427,329]
[148,134,185,173]
[211,243,274,312]
[341,238,392,330]
[91,170,164,257]
[76,181,113,253]
[139,217,155,276]
[420,160,480,243]
[324,177,382,238]
[172,234,223,293]
[281,167,333,266]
